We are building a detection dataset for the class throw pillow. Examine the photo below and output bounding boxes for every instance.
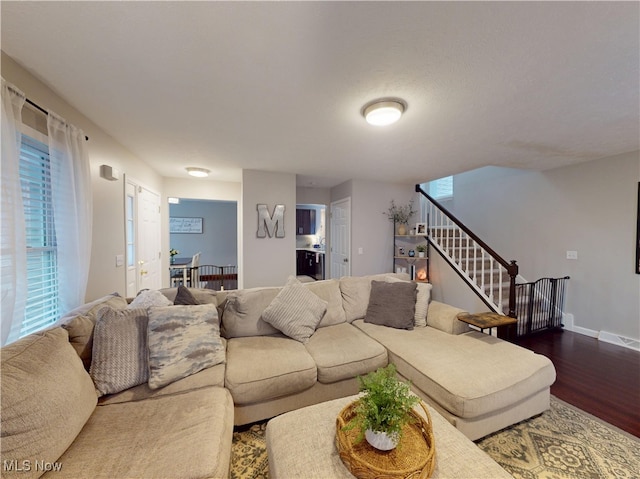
[128,289,173,309]
[385,276,432,327]
[261,276,328,343]
[364,281,417,330]
[147,304,225,389]
[90,307,149,396]
[173,285,199,305]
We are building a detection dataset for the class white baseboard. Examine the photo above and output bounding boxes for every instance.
[563,314,640,351]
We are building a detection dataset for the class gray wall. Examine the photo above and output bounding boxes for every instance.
[242,170,296,288]
[169,199,237,266]
[443,151,640,341]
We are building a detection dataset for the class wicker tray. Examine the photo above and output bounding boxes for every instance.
[335,400,436,479]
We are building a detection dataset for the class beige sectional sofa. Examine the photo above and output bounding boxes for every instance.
[1,273,556,478]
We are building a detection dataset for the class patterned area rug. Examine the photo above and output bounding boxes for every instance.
[230,396,640,479]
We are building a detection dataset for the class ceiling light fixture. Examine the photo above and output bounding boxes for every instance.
[362,99,406,126]
[186,167,210,178]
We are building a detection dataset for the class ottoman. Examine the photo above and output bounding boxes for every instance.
[266,395,512,479]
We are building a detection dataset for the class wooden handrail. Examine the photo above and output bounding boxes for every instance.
[416,184,519,317]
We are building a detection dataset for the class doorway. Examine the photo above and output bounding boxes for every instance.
[125,179,162,297]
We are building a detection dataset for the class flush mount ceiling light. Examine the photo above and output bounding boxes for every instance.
[362,99,406,126]
[186,167,210,178]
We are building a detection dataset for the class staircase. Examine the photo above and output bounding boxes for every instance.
[417,185,518,317]
[416,184,568,336]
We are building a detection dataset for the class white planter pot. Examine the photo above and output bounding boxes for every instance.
[418,252,425,258]
[365,429,399,451]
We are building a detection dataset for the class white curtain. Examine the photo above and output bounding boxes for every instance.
[47,112,93,317]
[1,79,27,345]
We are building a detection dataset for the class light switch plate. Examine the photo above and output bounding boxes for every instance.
[115,254,125,267]
[566,250,578,260]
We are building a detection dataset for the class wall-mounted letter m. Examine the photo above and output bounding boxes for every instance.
[257,204,285,238]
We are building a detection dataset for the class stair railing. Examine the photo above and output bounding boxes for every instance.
[415,184,519,317]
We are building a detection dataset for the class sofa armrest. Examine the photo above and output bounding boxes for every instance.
[426,301,470,335]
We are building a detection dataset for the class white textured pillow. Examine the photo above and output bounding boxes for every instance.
[147,304,225,389]
[385,277,432,327]
[128,289,172,309]
[90,307,149,396]
[262,276,328,343]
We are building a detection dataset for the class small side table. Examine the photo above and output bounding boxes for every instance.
[457,312,517,340]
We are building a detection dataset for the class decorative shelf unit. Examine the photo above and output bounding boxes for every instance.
[393,233,429,282]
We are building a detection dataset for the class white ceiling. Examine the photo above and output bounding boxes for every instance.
[1,1,638,188]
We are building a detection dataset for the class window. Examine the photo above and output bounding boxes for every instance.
[18,134,59,337]
[428,176,453,200]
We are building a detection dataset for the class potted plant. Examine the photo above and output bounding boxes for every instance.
[169,248,179,264]
[416,244,427,258]
[385,200,417,235]
[347,364,420,450]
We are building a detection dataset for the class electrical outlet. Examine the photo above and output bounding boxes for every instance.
[358,247,364,255]
[566,250,578,260]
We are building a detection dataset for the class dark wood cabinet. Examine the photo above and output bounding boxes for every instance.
[296,250,324,280]
[296,209,316,235]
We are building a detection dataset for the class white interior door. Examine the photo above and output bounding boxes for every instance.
[125,180,161,295]
[330,197,351,278]
[138,186,161,290]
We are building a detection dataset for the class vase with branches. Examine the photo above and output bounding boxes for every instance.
[385,199,417,235]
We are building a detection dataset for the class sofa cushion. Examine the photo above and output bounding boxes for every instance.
[304,279,347,327]
[53,387,234,479]
[353,320,556,419]
[128,289,173,309]
[385,276,432,327]
[1,328,97,478]
[60,293,129,370]
[147,304,225,389]
[225,336,317,404]
[305,323,388,383]
[90,307,149,396]
[221,286,282,338]
[98,361,226,405]
[364,280,416,330]
[262,277,327,343]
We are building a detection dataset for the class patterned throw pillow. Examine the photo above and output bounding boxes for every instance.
[385,276,432,327]
[147,304,225,389]
[261,276,328,343]
[127,289,173,309]
[365,281,417,330]
[90,307,149,396]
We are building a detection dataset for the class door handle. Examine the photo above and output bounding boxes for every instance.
[140,270,148,276]
[343,258,349,263]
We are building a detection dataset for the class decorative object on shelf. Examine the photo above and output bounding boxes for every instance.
[385,200,417,235]
[417,269,427,281]
[398,247,405,256]
[408,249,415,257]
[416,244,427,258]
[415,222,427,235]
[169,248,179,264]
[410,264,416,280]
[409,228,415,235]
[342,364,420,451]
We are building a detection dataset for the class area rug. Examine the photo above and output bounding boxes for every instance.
[230,396,640,479]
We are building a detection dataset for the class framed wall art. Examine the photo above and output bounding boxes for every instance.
[170,217,203,234]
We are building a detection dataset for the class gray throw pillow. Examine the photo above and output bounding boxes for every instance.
[127,289,173,309]
[174,285,199,305]
[147,304,225,389]
[90,307,149,396]
[262,276,328,343]
[364,281,417,330]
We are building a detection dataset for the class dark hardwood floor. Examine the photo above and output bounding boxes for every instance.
[515,329,640,438]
